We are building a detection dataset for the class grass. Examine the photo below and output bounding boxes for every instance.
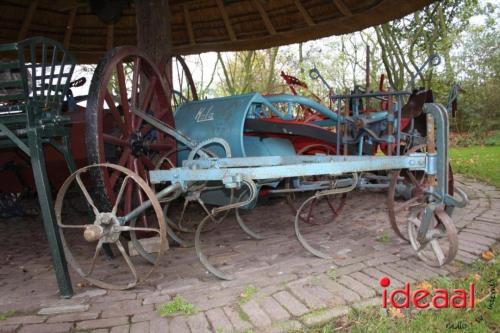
[376,232,391,244]
[290,251,499,333]
[0,310,16,321]
[450,145,500,188]
[239,285,258,304]
[327,268,337,281]
[157,296,198,317]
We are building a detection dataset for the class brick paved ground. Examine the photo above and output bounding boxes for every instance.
[0,175,498,333]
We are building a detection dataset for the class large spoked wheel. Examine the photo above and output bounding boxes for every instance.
[159,55,198,111]
[86,46,176,235]
[55,164,166,290]
[286,144,347,225]
[407,206,458,266]
[387,144,454,241]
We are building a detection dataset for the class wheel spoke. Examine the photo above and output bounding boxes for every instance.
[134,159,149,228]
[394,196,421,213]
[115,240,139,285]
[325,197,338,217]
[118,225,161,234]
[75,172,99,216]
[84,239,104,277]
[146,142,174,151]
[112,176,131,215]
[59,223,93,229]
[130,57,141,129]
[110,148,131,188]
[116,62,132,132]
[140,76,157,114]
[103,134,127,146]
[131,57,140,108]
[305,198,316,223]
[405,170,421,187]
[430,239,446,266]
[139,156,155,170]
[104,90,127,134]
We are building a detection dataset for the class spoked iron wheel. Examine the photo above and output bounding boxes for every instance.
[86,46,176,237]
[286,144,347,225]
[55,164,166,290]
[159,55,198,111]
[387,144,454,241]
[407,206,458,266]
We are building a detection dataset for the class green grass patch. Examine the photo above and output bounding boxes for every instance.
[157,296,197,317]
[239,285,258,304]
[327,269,337,281]
[376,232,391,244]
[290,253,499,332]
[0,310,16,321]
[450,145,500,188]
[236,305,251,323]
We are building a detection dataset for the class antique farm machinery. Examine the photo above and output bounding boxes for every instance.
[48,43,469,289]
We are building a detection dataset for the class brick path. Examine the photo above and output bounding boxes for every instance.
[0,176,498,333]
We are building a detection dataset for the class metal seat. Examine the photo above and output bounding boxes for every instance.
[0,37,77,297]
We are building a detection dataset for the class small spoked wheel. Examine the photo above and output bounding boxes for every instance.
[407,206,458,267]
[286,144,347,225]
[55,164,166,290]
[387,144,454,241]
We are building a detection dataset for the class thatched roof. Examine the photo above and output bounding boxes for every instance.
[0,0,434,63]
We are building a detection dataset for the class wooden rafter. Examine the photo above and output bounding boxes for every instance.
[215,0,237,41]
[293,0,314,26]
[18,0,38,40]
[63,3,78,49]
[183,4,196,45]
[332,0,352,16]
[252,0,276,35]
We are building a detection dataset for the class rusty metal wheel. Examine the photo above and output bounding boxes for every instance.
[55,164,166,290]
[286,144,347,225]
[86,46,176,236]
[387,144,454,242]
[407,206,458,266]
[159,55,198,111]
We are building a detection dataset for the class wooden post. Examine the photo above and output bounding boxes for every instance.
[134,0,172,111]
[134,0,172,65]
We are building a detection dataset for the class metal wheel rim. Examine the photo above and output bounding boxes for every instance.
[55,163,166,290]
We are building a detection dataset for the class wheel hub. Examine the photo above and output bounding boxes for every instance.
[130,132,148,157]
[84,212,121,243]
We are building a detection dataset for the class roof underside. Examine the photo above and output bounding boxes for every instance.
[0,0,434,63]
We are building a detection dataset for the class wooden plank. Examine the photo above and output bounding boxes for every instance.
[215,0,237,41]
[18,0,38,40]
[106,24,114,50]
[293,0,314,26]
[252,0,276,35]
[63,3,78,49]
[183,4,196,45]
[332,0,352,16]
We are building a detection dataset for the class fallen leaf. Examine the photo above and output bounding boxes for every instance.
[481,250,494,261]
[471,273,481,281]
[416,280,433,291]
[389,307,405,319]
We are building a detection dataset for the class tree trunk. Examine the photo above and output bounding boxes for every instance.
[135,0,171,65]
